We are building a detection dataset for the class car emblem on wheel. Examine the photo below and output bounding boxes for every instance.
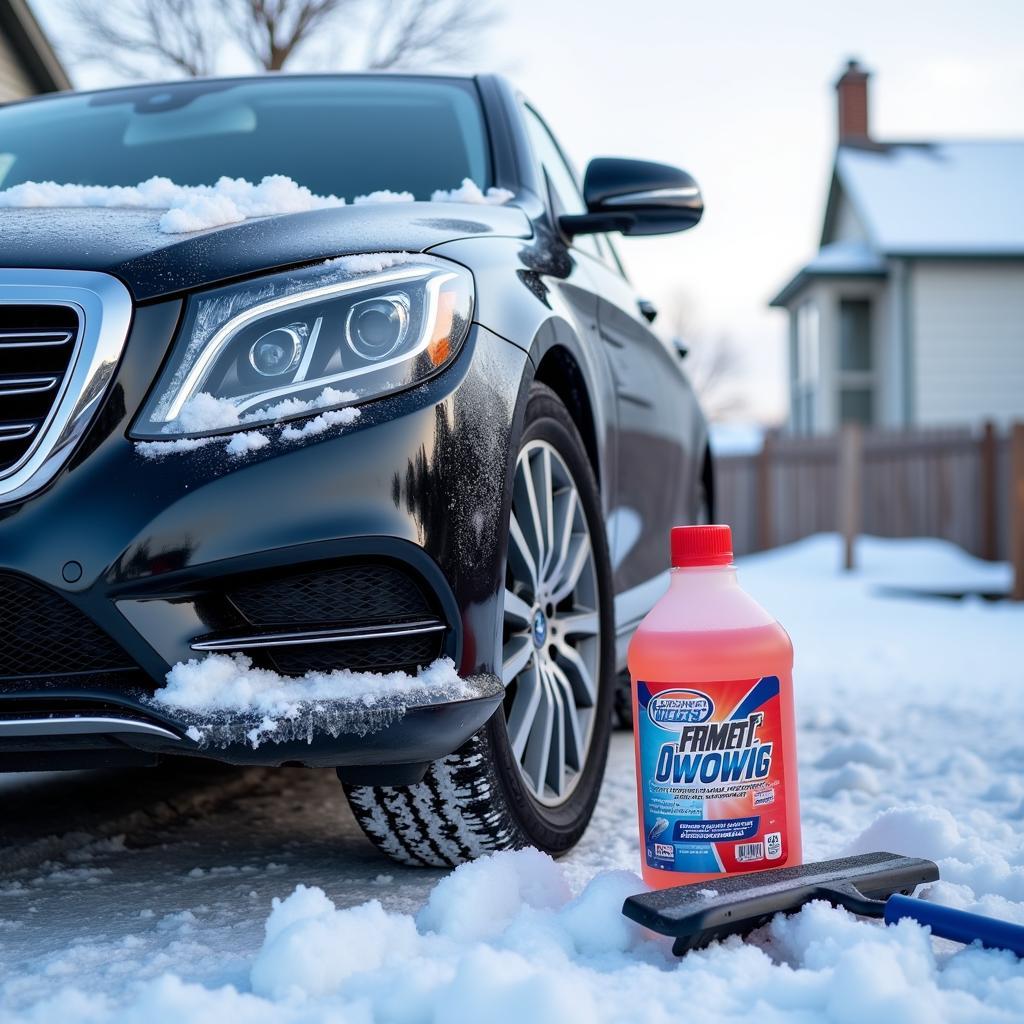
[531,609,548,647]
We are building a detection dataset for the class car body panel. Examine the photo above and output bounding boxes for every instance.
[0,72,708,774]
[0,203,532,302]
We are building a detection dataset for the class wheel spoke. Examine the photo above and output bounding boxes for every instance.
[504,588,533,628]
[549,488,578,589]
[507,654,542,760]
[559,609,599,638]
[551,533,591,605]
[549,661,586,770]
[508,512,538,595]
[522,669,554,795]
[502,633,533,685]
[541,662,566,797]
[554,640,598,705]
[536,447,555,580]
[521,451,548,573]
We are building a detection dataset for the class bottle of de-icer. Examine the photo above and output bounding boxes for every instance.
[628,524,801,890]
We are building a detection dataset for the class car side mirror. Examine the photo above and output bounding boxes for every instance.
[560,157,703,238]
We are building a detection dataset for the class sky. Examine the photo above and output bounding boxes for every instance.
[33,0,1024,422]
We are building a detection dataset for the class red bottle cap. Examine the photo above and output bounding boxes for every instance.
[671,524,734,568]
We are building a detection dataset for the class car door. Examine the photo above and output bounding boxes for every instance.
[520,106,699,618]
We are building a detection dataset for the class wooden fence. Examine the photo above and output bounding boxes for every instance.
[715,422,1024,596]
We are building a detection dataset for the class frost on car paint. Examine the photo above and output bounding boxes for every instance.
[149,654,488,748]
[0,174,514,234]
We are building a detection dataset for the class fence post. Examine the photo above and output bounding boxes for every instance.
[979,421,998,561]
[1011,423,1024,601]
[756,429,775,551]
[838,423,863,571]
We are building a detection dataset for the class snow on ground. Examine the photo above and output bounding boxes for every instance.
[2,535,1024,1021]
[0,175,514,233]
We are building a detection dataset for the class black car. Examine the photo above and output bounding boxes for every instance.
[0,73,710,865]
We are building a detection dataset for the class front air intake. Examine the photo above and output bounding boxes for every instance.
[0,574,138,680]
[213,562,449,675]
[228,563,433,627]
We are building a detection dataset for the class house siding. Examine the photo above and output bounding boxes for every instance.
[911,260,1024,427]
[0,27,34,101]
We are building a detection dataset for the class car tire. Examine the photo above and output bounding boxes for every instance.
[343,383,615,865]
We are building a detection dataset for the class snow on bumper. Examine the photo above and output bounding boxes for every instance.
[148,655,491,750]
[129,658,503,767]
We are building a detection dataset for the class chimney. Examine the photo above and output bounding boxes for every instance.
[835,58,870,143]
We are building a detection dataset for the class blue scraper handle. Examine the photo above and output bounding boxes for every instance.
[885,894,1024,956]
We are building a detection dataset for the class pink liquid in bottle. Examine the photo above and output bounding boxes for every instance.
[627,525,801,889]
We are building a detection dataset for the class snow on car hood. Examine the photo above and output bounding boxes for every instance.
[0,178,531,302]
[0,174,514,234]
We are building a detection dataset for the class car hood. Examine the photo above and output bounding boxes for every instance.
[0,202,532,302]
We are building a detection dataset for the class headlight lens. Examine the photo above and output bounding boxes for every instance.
[132,254,473,438]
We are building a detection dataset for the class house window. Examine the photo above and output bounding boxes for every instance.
[838,298,874,426]
[792,301,818,432]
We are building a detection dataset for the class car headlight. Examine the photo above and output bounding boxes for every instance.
[132,254,473,438]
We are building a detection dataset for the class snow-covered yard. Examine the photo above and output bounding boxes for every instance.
[2,534,1024,1022]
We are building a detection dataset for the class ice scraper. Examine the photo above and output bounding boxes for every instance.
[622,851,1024,957]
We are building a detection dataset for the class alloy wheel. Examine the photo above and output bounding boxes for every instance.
[502,439,601,806]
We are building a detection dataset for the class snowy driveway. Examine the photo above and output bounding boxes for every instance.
[3,535,1024,1021]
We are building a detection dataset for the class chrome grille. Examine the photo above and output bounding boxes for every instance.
[0,270,132,504]
[0,305,80,475]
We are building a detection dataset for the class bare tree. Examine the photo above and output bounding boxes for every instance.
[362,0,497,70]
[233,0,359,71]
[64,0,221,79]
[663,289,750,422]
[57,0,498,81]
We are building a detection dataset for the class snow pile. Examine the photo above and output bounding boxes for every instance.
[12,847,1024,1022]
[0,174,514,233]
[135,386,360,460]
[151,655,485,747]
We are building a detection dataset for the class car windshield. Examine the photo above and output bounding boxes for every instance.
[0,76,491,200]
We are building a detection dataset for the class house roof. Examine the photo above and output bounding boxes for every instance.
[769,240,887,307]
[0,0,71,95]
[830,140,1024,257]
[771,139,1024,307]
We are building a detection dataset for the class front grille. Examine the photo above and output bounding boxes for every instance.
[0,574,136,680]
[267,633,442,676]
[229,563,432,627]
[0,305,80,475]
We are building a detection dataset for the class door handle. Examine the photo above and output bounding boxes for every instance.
[637,298,658,323]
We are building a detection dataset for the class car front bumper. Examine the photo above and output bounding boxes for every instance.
[0,301,527,771]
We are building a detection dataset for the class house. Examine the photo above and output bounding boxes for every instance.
[770,60,1024,434]
[0,0,69,102]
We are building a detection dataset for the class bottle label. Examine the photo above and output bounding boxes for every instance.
[636,676,790,874]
